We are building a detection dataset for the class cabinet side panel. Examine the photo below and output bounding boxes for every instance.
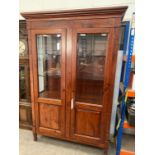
[104,20,121,145]
[27,22,37,133]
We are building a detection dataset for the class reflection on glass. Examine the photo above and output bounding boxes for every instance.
[75,33,108,105]
[19,65,30,101]
[37,34,61,99]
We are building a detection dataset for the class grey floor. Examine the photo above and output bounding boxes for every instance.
[19,129,134,155]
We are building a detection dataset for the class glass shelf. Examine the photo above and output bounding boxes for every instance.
[38,68,61,77]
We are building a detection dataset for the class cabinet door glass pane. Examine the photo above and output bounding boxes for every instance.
[37,34,61,99]
[75,33,108,105]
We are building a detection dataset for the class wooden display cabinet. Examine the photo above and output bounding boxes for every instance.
[19,20,32,129]
[21,7,127,154]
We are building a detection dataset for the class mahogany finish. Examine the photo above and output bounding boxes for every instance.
[22,6,127,154]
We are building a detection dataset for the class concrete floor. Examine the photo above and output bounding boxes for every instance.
[19,129,134,155]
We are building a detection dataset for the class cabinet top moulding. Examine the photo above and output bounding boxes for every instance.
[21,6,127,20]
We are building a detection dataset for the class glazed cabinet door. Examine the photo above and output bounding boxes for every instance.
[31,29,66,137]
[71,28,114,146]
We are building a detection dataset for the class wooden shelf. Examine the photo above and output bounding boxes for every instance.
[120,150,135,155]
[127,90,135,97]
[123,55,135,63]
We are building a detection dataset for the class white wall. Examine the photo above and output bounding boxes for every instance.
[19,0,135,21]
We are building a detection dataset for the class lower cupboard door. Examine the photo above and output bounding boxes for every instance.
[36,102,65,137]
[70,103,106,145]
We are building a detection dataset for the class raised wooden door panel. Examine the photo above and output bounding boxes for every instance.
[31,29,66,137]
[19,103,32,129]
[73,103,103,142]
[71,28,114,145]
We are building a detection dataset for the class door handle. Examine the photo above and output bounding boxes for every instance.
[71,98,74,110]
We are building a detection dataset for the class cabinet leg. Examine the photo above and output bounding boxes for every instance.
[33,132,37,141]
